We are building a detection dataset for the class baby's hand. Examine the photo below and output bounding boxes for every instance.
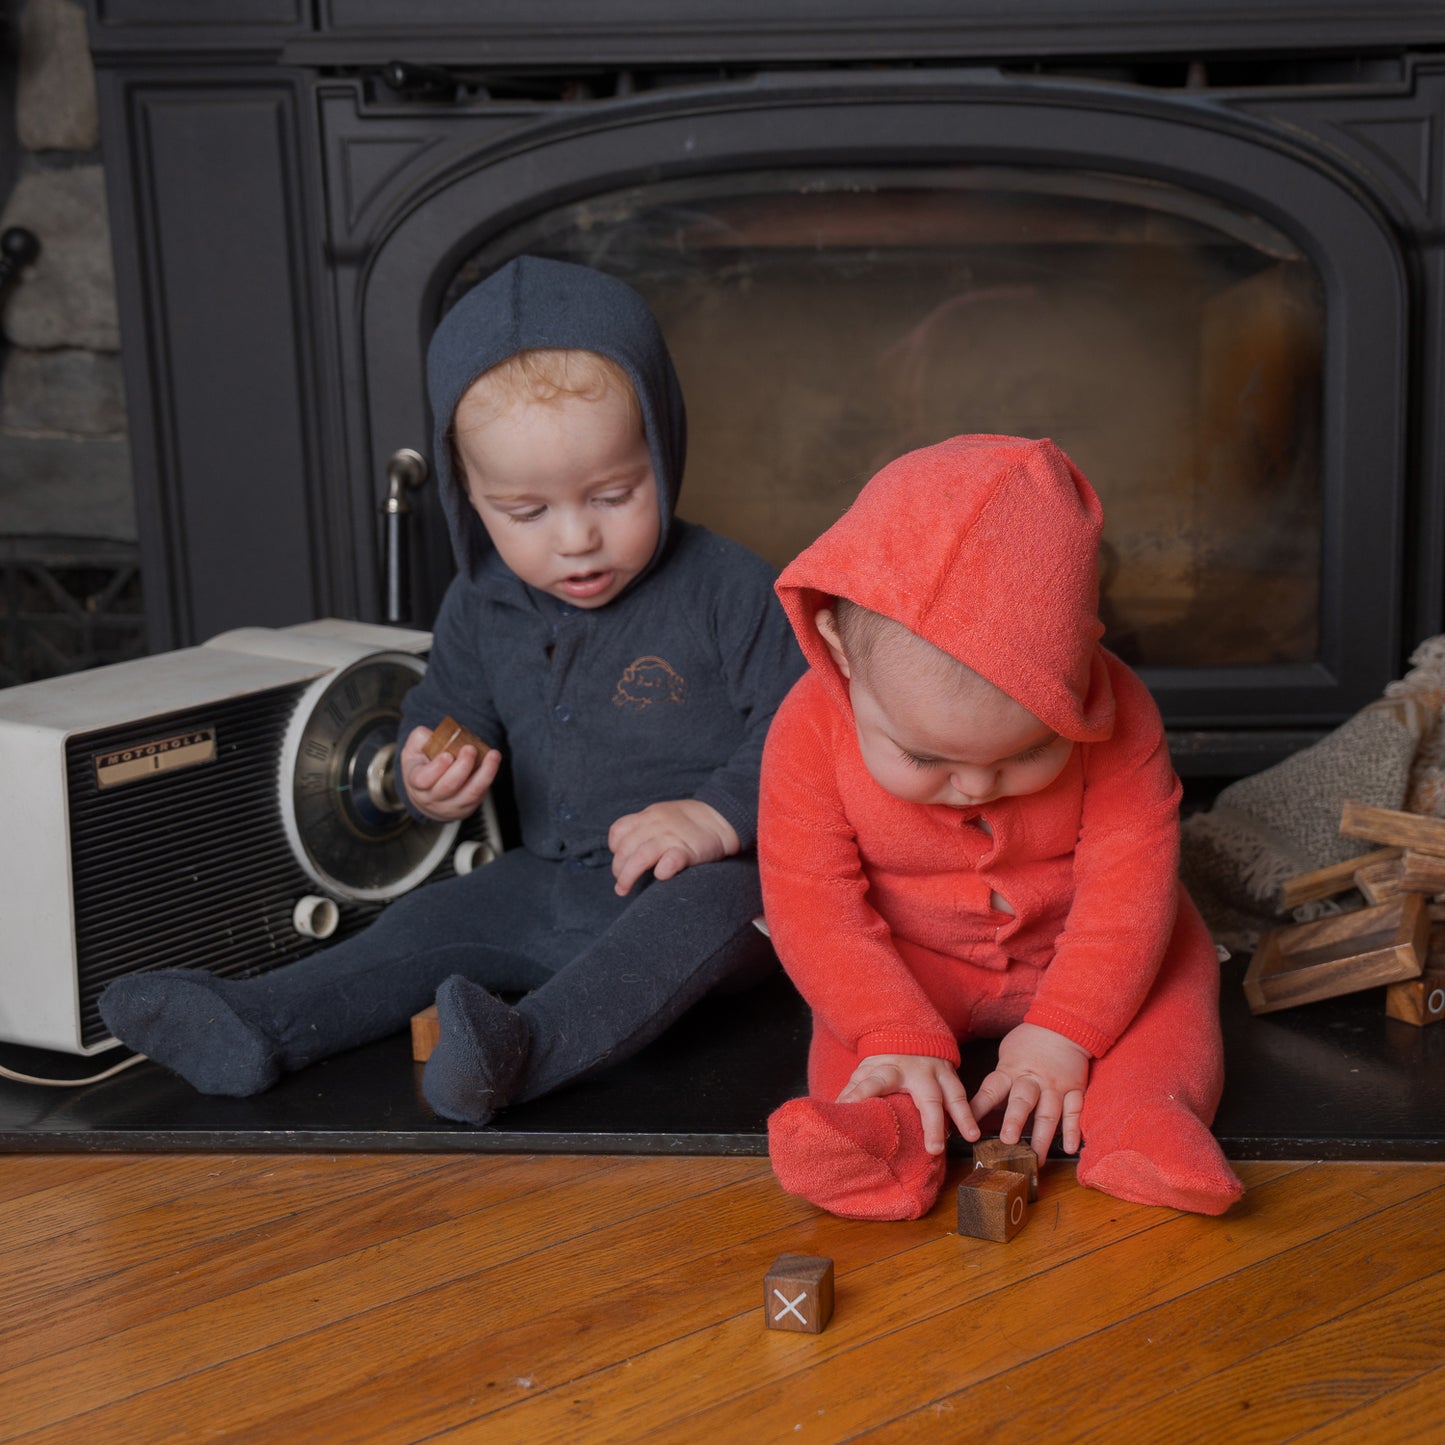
[837,1053,979,1156]
[607,800,740,897]
[969,1022,1091,1162]
[398,725,501,823]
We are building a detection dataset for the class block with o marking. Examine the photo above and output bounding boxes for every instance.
[972,1137,1039,1201]
[764,1253,834,1333]
[1386,968,1445,1027]
[957,1165,1029,1242]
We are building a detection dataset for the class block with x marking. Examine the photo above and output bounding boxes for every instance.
[764,1253,834,1333]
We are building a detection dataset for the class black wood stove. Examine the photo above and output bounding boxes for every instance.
[88,1,1445,778]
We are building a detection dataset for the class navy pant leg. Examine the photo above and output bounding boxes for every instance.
[513,855,772,1102]
[102,847,771,1101]
[257,848,570,1069]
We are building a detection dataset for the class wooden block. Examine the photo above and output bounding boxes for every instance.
[422,714,490,762]
[1242,892,1428,1015]
[1339,801,1445,857]
[956,1165,1029,1243]
[1385,969,1445,1026]
[764,1254,833,1333]
[1430,926,1445,969]
[1354,857,1405,905]
[411,1004,439,1062]
[1398,850,1445,894]
[1279,848,1400,909]
[972,1138,1039,1201]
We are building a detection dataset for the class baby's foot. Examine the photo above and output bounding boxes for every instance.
[1078,1102,1244,1215]
[421,975,530,1126]
[767,1095,944,1221]
[98,970,280,1096]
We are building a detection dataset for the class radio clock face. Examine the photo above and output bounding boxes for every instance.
[282,653,457,899]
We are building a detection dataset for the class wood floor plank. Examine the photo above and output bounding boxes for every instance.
[1067,1266,1445,1443]
[0,1152,562,1370]
[1286,1362,1445,1443]
[0,1154,749,1439]
[0,1152,323,1259]
[0,1153,460,1327]
[476,1162,1434,1443]
[0,1151,131,1205]
[863,1174,1445,1441]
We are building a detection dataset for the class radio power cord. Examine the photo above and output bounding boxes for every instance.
[0,1053,147,1087]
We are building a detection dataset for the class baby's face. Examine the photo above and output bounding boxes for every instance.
[848,668,1073,807]
[455,381,659,608]
[819,612,1074,807]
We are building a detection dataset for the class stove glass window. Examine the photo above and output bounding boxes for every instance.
[451,168,1324,669]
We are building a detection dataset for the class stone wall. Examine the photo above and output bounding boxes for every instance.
[0,0,142,683]
[0,0,132,543]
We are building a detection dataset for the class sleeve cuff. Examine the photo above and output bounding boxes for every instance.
[1021,1002,1115,1060]
[855,1028,962,1068]
[694,783,756,852]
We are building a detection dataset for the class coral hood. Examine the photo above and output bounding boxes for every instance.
[777,434,1116,743]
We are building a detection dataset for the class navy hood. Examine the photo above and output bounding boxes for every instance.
[426,255,688,588]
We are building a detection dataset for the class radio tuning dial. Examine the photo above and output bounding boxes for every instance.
[281,652,456,900]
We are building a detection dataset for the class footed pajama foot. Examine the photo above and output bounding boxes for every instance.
[767,1095,944,1221]
[1077,1102,1244,1216]
[421,975,530,1126]
[98,970,281,1096]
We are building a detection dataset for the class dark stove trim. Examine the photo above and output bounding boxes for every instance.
[88,1,1445,66]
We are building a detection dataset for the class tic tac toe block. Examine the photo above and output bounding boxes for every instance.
[411,1004,440,1062]
[972,1138,1039,1201]
[1242,892,1427,1014]
[1385,970,1445,1027]
[957,1165,1029,1242]
[764,1254,834,1333]
[422,714,490,762]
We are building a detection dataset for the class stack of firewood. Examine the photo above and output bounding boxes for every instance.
[1244,802,1445,1025]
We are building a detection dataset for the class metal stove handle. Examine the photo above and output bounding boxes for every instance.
[381,447,428,623]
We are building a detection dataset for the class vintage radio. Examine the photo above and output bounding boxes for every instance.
[0,619,499,1055]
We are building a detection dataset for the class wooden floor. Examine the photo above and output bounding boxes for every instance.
[2,1152,1442,1443]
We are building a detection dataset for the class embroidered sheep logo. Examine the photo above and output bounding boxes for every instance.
[612,655,686,711]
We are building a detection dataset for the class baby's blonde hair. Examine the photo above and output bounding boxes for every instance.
[449,347,643,488]
[465,347,639,422]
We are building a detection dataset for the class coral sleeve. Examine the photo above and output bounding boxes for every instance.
[1024,657,1183,1057]
[759,676,961,1066]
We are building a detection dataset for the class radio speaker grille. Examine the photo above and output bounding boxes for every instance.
[65,684,384,1048]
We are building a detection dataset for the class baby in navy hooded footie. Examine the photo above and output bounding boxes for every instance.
[100,257,804,1123]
